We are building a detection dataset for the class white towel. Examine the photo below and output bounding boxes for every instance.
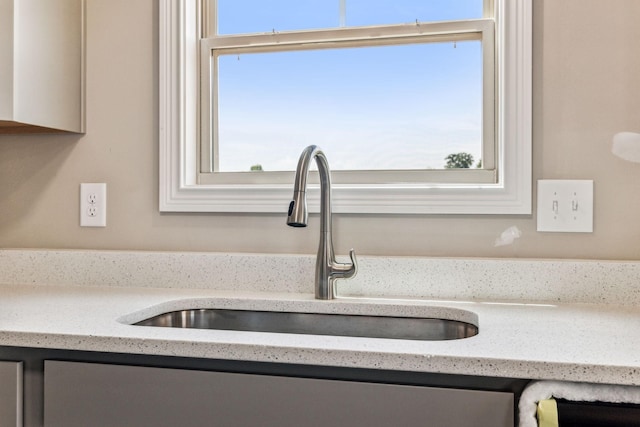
[519,380,640,427]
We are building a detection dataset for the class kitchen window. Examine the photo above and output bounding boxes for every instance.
[159,0,532,214]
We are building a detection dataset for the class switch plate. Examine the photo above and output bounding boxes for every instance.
[537,180,593,233]
[80,183,107,227]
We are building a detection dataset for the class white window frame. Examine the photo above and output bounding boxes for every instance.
[200,20,496,186]
[159,0,532,214]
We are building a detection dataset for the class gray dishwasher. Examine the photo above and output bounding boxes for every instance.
[44,360,514,427]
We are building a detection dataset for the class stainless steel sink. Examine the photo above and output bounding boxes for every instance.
[134,309,478,341]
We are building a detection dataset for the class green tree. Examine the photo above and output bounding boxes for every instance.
[250,164,263,171]
[444,152,474,169]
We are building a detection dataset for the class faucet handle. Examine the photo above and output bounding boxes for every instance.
[345,248,358,279]
[330,248,358,280]
[349,248,358,277]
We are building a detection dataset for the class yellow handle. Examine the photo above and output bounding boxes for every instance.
[536,398,559,427]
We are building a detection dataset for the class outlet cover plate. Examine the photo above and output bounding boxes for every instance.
[80,183,107,227]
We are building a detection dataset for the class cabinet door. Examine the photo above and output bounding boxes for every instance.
[0,361,22,427]
[44,360,513,427]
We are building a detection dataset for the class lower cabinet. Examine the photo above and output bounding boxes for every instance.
[44,361,513,427]
[0,361,22,427]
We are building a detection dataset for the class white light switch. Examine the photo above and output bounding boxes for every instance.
[537,180,593,233]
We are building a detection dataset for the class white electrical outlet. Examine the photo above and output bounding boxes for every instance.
[80,183,107,227]
[537,180,593,233]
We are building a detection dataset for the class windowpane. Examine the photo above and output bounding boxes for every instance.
[216,0,484,34]
[345,0,484,27]
[216,41,483,172]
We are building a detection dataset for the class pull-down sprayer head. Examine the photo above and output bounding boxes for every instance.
[287,145,324,228]
[287,192,307,227]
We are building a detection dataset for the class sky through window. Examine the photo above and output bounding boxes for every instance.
[214,1,485,172]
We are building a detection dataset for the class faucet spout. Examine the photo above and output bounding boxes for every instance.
[287,145,357,299]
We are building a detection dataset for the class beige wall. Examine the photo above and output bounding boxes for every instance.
[0,0,639,259]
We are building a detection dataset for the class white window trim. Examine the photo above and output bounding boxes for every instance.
[159,0,532,214]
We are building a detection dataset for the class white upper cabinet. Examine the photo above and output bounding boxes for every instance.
[0,0,84,134]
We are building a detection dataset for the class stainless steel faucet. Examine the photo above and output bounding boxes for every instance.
[287,145,357,299]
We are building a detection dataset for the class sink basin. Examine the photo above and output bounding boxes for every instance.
[134,309,478,341]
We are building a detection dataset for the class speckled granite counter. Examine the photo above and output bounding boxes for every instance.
[1,250,640,386]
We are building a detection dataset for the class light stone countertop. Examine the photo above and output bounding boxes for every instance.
[0,283,639,385]
[1,249,640,386]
